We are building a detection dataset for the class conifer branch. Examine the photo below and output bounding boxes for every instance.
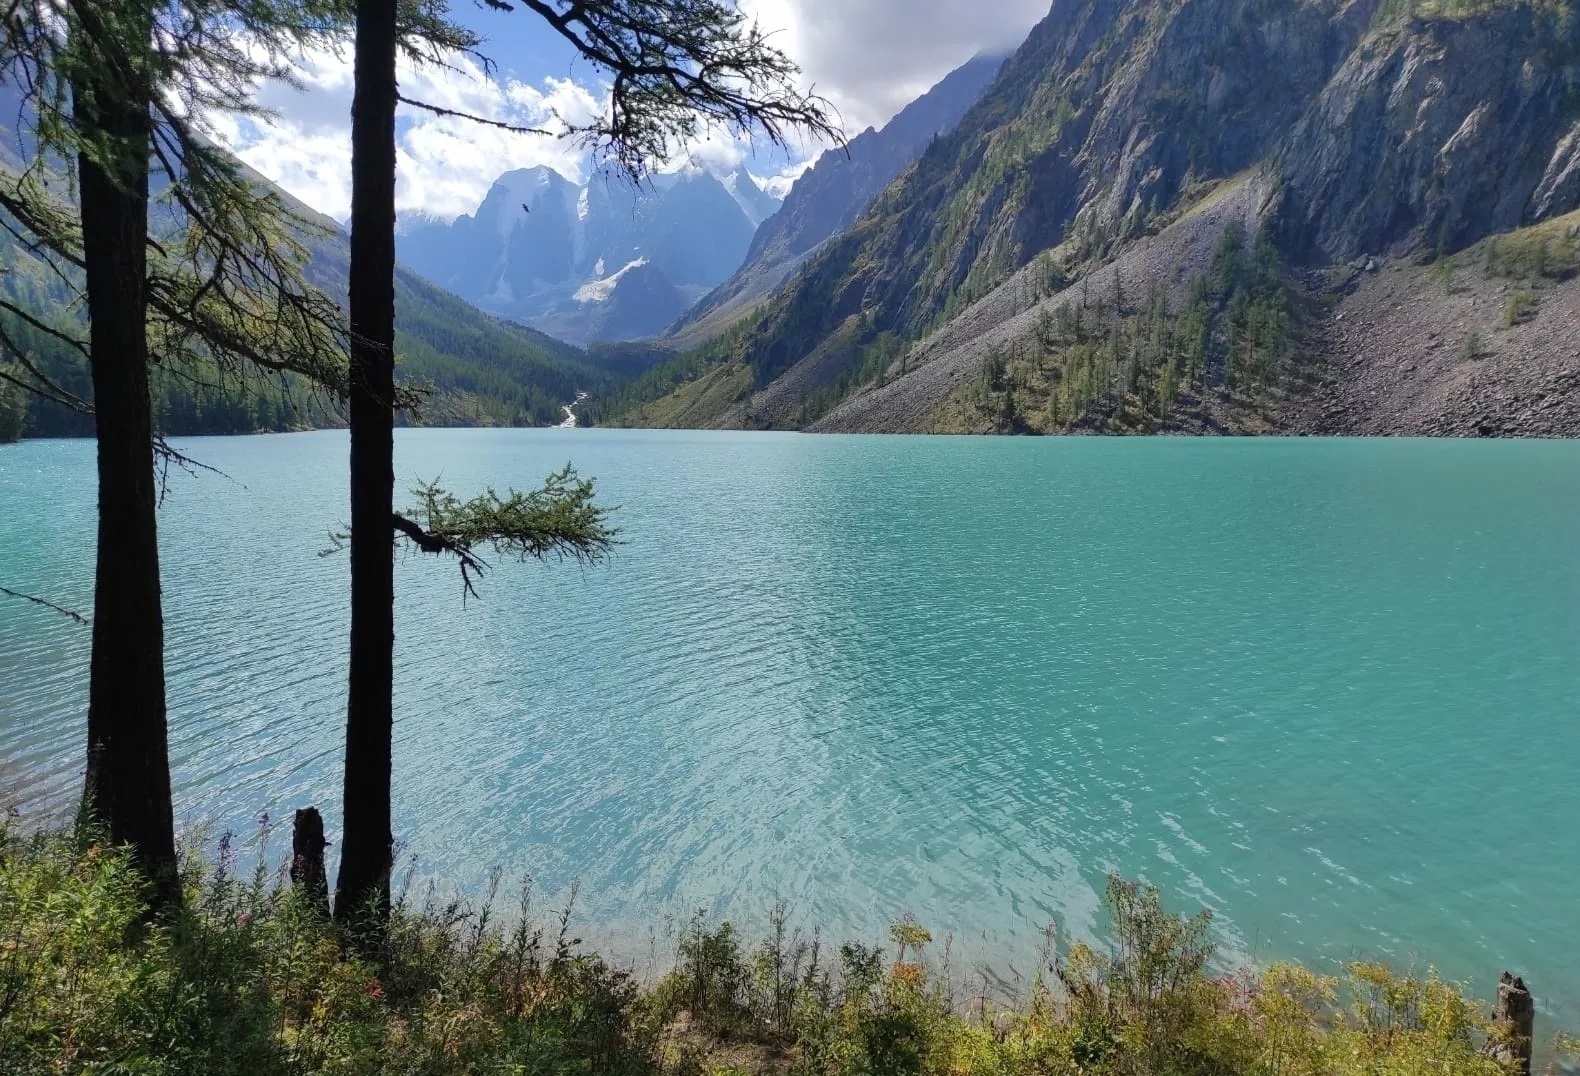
[391,466,617,602]
[488,0,840,178]
[397,94,552,134]
[0,585,90,626]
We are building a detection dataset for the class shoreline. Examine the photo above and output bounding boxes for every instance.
[2,825,1566,1073]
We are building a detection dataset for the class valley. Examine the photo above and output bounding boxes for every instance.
[8,0,1578,445]
[5,2,1580,1071]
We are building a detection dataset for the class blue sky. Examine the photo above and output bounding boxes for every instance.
[449,3,586,87]
[213,0,1050,221]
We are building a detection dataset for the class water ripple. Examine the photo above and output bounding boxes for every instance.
[2,431,1579,1024]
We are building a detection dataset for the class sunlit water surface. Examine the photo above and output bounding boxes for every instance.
[2,430,1577,1021]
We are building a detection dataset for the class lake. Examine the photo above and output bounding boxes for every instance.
[2,429,1578,1022]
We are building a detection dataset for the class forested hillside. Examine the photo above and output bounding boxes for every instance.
[0,150,610,440]
[614,0,1580,437]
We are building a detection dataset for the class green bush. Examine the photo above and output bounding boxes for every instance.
[1502,290,1537,328]
[0,823,1562,1075]
[1483,223,1580,282]
[0,823,660,1076]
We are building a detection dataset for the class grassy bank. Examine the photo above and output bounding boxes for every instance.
[0,823,1567,1075]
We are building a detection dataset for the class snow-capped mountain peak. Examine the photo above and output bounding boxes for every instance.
[394,162,783,343]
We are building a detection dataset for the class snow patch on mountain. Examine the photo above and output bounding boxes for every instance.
[574,258,649,303]
[395,162,784,343]
[723,169,784,225]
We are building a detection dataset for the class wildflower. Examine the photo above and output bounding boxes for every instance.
[365,978,384,999]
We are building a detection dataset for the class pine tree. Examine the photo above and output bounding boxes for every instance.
[335,0,838,929]
[1,0,365,907]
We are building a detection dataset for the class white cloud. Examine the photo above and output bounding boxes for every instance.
[752,155,819,199]
[224,1,1051,220]
[738,0,1047,134]
[654,121,808,186]
[225,49,613,221]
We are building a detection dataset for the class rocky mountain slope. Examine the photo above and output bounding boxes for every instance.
[618,0,1580,437]
[1283,213,1580,438]
[396,165,780,344]
[665,51,1007,348]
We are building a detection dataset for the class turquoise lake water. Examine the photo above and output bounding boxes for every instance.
[2,430,1578,1020]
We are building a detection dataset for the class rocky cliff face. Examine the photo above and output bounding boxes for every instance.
[622,0,1580,437]
[666,52,1006,346]
[1276,4,1580,262]
[724,0,1374,412]
[395,166,779,344]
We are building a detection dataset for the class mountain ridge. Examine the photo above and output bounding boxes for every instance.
[663,51,1008,349]
[395,164,781,344]
[0,119,618,436]
[615,0,1580,438]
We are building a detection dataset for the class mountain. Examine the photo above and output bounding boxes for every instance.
[395,165,780,344]
[723,169,784,226]
[0,117,615,437]
[617,0,1580,438]
[667,51,1007,347]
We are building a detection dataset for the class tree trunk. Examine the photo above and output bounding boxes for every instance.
[335,0,399,929]
[291,806,330,917]
[1491,971,1534,1076]
[73,15,179,910]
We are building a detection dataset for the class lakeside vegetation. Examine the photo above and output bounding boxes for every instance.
[936,222,1295,435]
[5,0,1575,1069]
[1,823,1565,1076]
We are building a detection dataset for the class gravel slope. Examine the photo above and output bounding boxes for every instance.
[1287,259,1580,437]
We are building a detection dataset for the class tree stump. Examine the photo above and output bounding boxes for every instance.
[1490,970,1535,1076]
[291,807,330,918]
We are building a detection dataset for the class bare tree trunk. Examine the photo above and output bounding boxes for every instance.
[73,14,179,910]
[1491,971,1534,1076]
[291,807,330,917]
[334,0,398,930]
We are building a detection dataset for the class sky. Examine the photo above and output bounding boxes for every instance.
[212,0,1050,223]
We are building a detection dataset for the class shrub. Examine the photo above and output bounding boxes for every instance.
[1503,290,1536,328]
[655,914,753,1035]
[1483,221,1580,281]
[0,823,661,1076]
[0,824,1564,1076]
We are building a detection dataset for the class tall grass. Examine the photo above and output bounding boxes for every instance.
[0,822,1567,1075]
